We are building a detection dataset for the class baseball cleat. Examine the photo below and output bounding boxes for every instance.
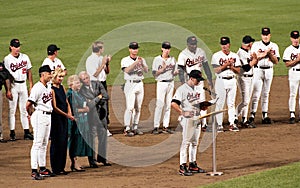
[188,162,207,173]
[289,117,295,124]
[24,133,34,140]
[124,130,134,137]
[31,172,44,180]
[162,127,174,134]
[133,129,143,135]
[217,125,224,133]
[151,128,159,135]
[39,168,56,177]
[179,164,193,176]
[229,125,239,132]
[262,117,272,124]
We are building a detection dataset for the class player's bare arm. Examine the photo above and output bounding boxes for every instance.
[202,61,213,88]
[284,54,300,67]
[249,52,258,67]
[4,79,13,100]
[178,65,186,83]
[267,49,279,64]
[153,61,166,77]
[27,69,33,93]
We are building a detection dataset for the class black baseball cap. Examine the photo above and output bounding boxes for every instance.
[189,70,205,81]
[47,44,60,54]
[187,36,197,45]
[162,41,171,49]
[39,65,52,73]
[290,30,299,39]
[220,37,230,45]
[242,35,255,44]
[129,42,139,49]
[10,39,21,48]
[261,27,271,35]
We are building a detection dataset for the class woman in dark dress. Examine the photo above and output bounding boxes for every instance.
[67,75,93,171]
[50,68,74,175]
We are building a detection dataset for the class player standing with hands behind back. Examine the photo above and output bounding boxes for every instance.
[4,39,34,141]
[121,42,148,137]
[283,30,300,124]
[249,27,280,125]
[26,65,53,180]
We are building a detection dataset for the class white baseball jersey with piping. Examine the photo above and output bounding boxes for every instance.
[42,57,66,71]
[177,47,209,126]
[250,41,280,117]
[28,82,53,170]
[211,51,241,126]
[283,43,300,117]
[121,56,148,131]
[172,82,201,165]
[236,48,254,122]
[152,55,177,129]
[4,53,32,131]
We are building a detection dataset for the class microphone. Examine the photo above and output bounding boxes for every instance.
[203,87,217,97]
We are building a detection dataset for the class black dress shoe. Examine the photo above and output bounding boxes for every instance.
[89,163,98,168]
[102,162,112,166]
[0,139,7,143]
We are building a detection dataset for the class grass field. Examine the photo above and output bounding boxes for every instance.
[1,0,300,187]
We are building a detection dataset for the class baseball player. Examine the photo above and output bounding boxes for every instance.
[177,36,213,131]
[4,39,34,141]
[26,65,54,180]
[235,36,258,128]
[152,41,178,134]
[171,70,208,176]
[249,27,280,125]
[42,44,67,75]
[211,37,241,132]
[121,42,148,137]
[283,30,300,124]
[0,62,13,143]
[85,41,113,136]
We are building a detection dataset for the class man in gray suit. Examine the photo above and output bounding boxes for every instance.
[79,71,111,167]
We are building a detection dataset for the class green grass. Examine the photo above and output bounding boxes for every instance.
[1,0,299,84]
[1,0,300,187]
[200,162,300,188]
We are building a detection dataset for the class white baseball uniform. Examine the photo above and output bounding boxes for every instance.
[177,48,208,125]
[152,55,177,129]
[121,56,148,130]
[28,82,52,169]
[42,57,66,71]
[172,83,201,165]
[4,53,32,131]
[283,44,300,115]
[211,50,241,126]
[250,41,280,116]
[86,53,107,82]
[236,47,254,122]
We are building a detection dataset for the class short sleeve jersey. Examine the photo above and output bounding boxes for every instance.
[237,48,254,76]
[42,57,66,71]
[251,41,280,67]
[152,55,176,81]
[172,83,201,111]
[121,56,147,80]
[177,48,208,74]
[28,82,53,112]
[283,45,300,69]
[86,53,107,82]
[211,50,241,77]
[4,53,32,81]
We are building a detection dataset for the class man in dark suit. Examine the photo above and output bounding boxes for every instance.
[79,71,111,167]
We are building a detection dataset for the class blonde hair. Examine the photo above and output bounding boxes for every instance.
[67,75,79,88]
[52,68,65,82]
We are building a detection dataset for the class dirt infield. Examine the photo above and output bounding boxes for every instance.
[0,76,300,188]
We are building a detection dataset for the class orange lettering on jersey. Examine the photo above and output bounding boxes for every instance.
[187,92,201,103]
[291,53,298,60]
[42,92,52,104]
[186,56,204,67]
